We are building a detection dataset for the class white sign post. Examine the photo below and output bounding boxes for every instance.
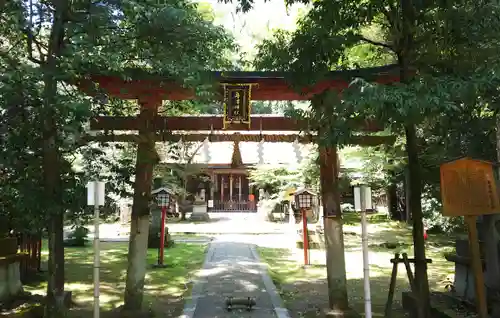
[86,181,105,318]
[354,185,373,318]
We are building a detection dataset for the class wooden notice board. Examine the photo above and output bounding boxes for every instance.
[440,157,500,217]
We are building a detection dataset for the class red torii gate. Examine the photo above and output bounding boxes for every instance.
[82,65,400,144]
[77,64,402,310]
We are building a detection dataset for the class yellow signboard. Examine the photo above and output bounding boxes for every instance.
[440,158,500,217]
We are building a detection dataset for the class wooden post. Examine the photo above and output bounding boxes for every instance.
[210,173,215,202]
[302,207,309,266]
[37,237,42,271]
[229,174,233,200]
[402,253,418,299]
[385,253,400,317]
[221,175,224,204]
[319,146,349,311]
[465,215,488,318]
[238,175,242,201]
[158,206,167,265]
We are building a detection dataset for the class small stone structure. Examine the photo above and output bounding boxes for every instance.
[148,207,172,248]
[445,238,483,301]
[190,189,210,221]
[296,215,325,249]
[190,203,209,221]
[0,237,24,302]
[444,226,500,316]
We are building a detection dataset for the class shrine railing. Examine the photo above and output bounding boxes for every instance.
[211,200,257,212]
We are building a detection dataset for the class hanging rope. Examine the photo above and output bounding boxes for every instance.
[293,137,303,163]
[258,139,265,164]
[203,137,211,164]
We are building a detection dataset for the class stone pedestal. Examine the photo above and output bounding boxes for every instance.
[296,224,325,249]
[148,208,171,248]
[445,238,486,301]
[445,216,500,308]
[190,202,209,222]
[0,256,23,302]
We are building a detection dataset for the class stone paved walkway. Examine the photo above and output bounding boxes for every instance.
[181,237,290,318]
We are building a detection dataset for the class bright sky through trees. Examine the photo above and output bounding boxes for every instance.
[205,0,307,58]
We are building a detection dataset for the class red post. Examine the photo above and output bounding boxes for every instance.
[302,208,309,265]
[159,206,167,265]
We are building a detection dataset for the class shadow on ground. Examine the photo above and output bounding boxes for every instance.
[258,236,454,318]
[19,241,207,318]
[276,276,411,318]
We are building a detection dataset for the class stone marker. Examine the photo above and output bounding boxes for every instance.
[148,206,172,248]
[0,237,23,302]
[190,189,210,222]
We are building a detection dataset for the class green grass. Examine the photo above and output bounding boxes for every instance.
[342,212,394,225]
[24,241,207,316]
[258,213,456,318]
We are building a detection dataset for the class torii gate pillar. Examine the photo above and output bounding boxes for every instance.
[124,95,162,308]
[319,146,349,312]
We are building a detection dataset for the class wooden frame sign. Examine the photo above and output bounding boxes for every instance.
[221,83,257,129]
[440,157,500,217]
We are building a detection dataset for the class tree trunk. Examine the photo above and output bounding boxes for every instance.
[387,175,399,220]
[180,210,187,221]
[404,166,411,223]
[405,124,430,318]
[399,0,430,315]
[123,214,150,309]
[45,212,66,318]
[179,200,191,221]
[319,146,349,315]
[42,1,68,317]
[481,114,500,292]
[123,98,160,311]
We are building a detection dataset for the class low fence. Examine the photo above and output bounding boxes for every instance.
[17,233,42,282]
[211,200,257,212]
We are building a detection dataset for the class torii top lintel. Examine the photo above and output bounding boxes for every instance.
[83,64,401,101]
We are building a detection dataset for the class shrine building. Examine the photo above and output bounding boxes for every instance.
[158,127,314,212]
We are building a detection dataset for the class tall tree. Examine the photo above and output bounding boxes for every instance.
[247,0,500,316]
[1,0,235,316]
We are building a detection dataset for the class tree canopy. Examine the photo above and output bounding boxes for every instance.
[246,0,500,315]
[0,0,237,316]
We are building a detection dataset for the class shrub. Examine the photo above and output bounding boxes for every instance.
[422,191,464,233]
[64,226,89,247]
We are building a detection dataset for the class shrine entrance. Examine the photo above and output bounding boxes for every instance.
[213,172,254,212]
[82,66,400,214]
[78,64,402,313]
